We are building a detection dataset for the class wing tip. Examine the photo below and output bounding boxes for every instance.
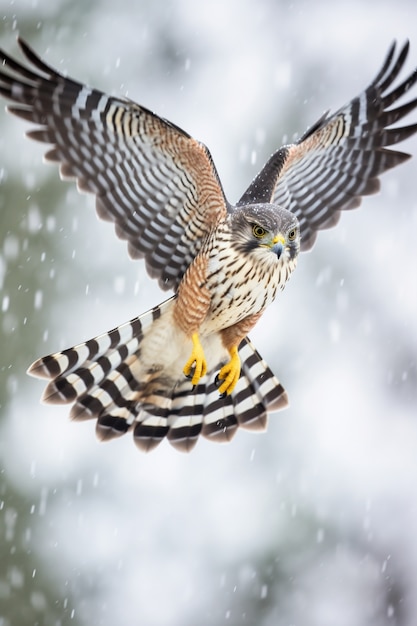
[16,36,37,65]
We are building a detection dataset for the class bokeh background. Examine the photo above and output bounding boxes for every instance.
[1,1,416,625]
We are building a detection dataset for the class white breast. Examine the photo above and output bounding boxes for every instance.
[201,243,295,335]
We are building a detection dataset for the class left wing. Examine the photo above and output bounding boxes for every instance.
[0,38,229,291]
[238,41,417,250]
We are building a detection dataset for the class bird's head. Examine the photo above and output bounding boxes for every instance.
[230,203,300,266]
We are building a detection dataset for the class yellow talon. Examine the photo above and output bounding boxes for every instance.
[217,345,241,395]
[183,333,208,386]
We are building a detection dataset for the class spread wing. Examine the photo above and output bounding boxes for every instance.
[238,41,417,250]
[0,37,229,290]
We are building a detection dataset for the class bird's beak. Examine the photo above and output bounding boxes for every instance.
[271,234,286,259]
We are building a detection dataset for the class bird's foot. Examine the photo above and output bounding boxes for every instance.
[183,333,207,387]
[216,346,240,396]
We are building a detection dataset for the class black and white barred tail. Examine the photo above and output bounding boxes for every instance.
[28,296,288,452]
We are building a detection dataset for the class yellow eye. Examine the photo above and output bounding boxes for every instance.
[252,224,267,238]
[288,228,297,241]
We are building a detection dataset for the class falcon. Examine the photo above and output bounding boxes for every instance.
[0,38,416,452]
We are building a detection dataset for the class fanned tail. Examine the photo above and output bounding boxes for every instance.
[28,300,288,453]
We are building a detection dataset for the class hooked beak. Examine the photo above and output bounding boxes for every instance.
[271,234,286,259]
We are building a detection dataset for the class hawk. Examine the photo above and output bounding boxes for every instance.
[0,38,416,452]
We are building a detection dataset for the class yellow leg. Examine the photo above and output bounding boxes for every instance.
[217,345,240,395]
[183,333,208,386]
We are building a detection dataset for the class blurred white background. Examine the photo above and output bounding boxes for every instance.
[0,1,416,625]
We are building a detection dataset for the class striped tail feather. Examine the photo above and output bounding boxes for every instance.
[28,301,288,452]
[28,297,172,384]
[135,337,289,453]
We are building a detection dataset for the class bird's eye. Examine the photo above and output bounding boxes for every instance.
[288,228,297,241]
[252,224,267,238]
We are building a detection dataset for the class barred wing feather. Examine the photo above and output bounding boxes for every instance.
[0,38,228,291]
[239,41,417,250]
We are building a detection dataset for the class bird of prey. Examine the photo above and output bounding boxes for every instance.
[0,38,416,452]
